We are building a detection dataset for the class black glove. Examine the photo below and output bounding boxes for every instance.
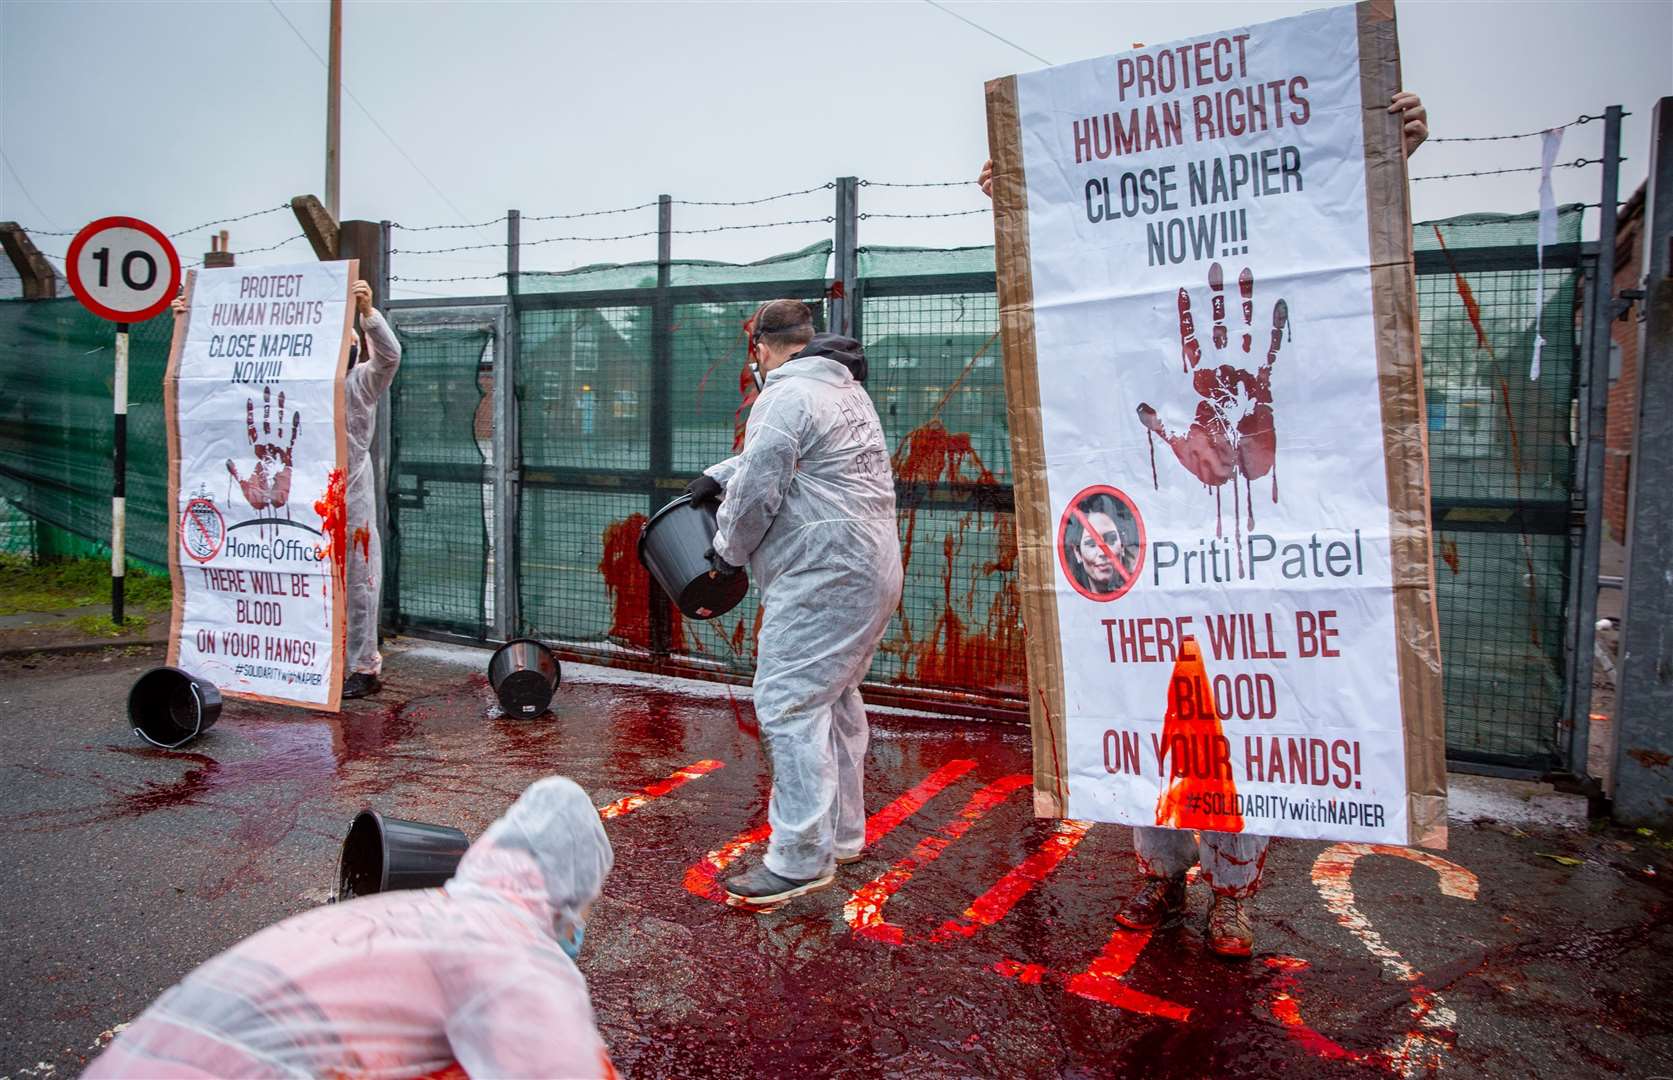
[685,474,723,504]
[704,546,742,578]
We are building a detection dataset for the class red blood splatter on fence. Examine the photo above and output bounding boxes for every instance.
[1153,637,1244,832]
[598,514,685,652]
[1439,537,1460,574]
[1432,226,1494,356]
[312,468,348,595]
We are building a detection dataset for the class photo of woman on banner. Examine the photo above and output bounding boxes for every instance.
[1062,489,1140,600]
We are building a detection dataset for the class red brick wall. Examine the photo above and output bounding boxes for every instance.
[1604,186,1647,540]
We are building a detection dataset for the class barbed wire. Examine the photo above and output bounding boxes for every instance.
[674,184,833,207]
[860,179,979,188]
[169,204,292,237]
[1410,158,1606,182]
[391,215,834,256]
[391,214,510,232]
[525,202,659,222]
[860,209,989,220]
[391,272,505,284]
[1427,114,1602,144]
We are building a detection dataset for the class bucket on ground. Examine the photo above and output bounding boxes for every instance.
[128,667,223,749]
[638,493,749,620]
[488,638,561,718]
[336,809,470,900]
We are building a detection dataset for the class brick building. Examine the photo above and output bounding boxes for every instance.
[1604,183,1648,540]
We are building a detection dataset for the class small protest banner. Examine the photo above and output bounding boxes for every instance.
[165,261,358,711]
[986,1,1446,845]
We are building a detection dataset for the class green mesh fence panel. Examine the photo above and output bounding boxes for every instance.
[521,241,831,293]
[389,324,492,638]
[0,498,34,556]
[0,297,172,573]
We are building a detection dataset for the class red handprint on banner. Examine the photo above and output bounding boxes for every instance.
[227,385,300,512]
[1137,263,1288,551]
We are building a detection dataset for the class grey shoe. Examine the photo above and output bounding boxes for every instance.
[723,864,835,905]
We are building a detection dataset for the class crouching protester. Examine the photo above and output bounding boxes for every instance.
[85,777,617,1079]
[685,300,902,907]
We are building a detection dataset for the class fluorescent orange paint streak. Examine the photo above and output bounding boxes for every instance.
[597,760,724,821]
[845,774,1032,944]
[683,759,977,907]
[932,819,1092,942]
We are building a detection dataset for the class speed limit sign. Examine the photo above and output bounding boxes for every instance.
[65,216,181,323]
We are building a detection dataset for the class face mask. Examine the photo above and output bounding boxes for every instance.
[558,921,586,961]
[748,362,764,392]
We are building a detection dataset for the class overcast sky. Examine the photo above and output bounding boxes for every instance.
[3,0,1668,299]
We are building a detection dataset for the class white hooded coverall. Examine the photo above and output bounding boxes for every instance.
[347,310,402,677]
[707,354,902,881]
[85,777,616,1079]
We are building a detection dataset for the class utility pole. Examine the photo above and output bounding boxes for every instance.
[326,0,343,219]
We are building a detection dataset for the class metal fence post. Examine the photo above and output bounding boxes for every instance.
[1612,96,1673,826]
[648,195,675,658]
[1564,105,1624,782]
[375,219,396,630]
[503,209,523,639]
[832,177,859,337]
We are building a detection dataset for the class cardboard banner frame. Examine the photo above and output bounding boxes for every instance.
[986,0,1446,846]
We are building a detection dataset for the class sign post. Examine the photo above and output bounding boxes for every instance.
[65,216,181,624]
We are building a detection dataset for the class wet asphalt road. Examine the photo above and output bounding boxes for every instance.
[2,640,1671,1079]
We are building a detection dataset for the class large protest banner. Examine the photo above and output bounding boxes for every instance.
[986,1,1445,846]
[165,261,357,711]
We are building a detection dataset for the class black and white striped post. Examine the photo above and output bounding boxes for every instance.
[112,321,130,624]
[63,217,181,627]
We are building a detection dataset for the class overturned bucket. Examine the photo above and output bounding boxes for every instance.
[488,638,561,718]
[128,667,223,749]
[638,494,749,621]
[336,809,470,900]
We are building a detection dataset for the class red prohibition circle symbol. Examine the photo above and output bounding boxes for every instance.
[65,215,182,324]
[180,497,226,563]
[1057,484,1147,603]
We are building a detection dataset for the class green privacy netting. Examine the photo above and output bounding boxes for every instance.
[520,241,831,293]
[387,324,493,638]
[858,245,997,278]
[0,298,173,573]
[2,211,1587,765]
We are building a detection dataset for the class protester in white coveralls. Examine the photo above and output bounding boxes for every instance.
[685,299,902,906]
[85,776,617,1079]
[175,279,399,701]
[979,91,1429,957]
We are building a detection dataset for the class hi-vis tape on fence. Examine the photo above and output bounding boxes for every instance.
[987,1,1446,845]
[166,261,357,710]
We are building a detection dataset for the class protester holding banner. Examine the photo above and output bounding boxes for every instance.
[688,300,901,907]
[977,10,1438,962]
[85,776,617,1079]
[340,280,402,699]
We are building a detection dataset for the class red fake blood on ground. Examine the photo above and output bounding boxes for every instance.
[313,468,348,599]
[598,513,686,652]
[1153,636,1244,832]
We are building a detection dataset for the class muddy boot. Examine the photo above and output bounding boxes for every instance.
[1114,875,1187,930]
[1206,895,1254,958]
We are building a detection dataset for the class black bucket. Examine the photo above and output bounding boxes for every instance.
[128,667,223,749]
[638,494,749,620]
[488,638,561,718]
[336,809,470,900]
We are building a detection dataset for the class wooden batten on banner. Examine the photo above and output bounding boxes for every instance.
[1357,0,1448,848]
[985,76,1070,817]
